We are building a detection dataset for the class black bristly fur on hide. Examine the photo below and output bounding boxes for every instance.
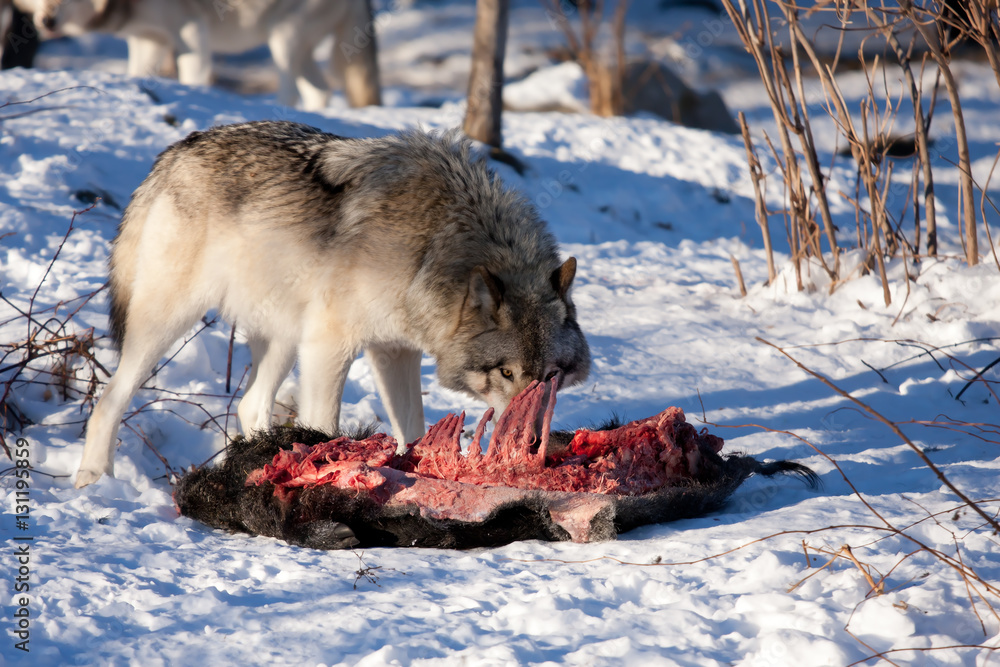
[174,425,371,550]
[174,423,818,551]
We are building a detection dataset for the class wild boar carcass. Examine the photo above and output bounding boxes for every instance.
[174,380,816,549]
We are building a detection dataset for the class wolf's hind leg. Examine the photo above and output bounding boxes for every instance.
[268,25,307,108]
[296,57,331,112]
[331,0,381,107]
[237,336,296,434]
[366,346,425,452]
[76,312,201,488]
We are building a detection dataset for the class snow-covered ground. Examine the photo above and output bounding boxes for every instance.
[2,2,1000,665]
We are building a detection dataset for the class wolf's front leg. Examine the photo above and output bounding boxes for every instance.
[175,21,212,86]
[366,346,426,452]
[237,336,297,434]
[296,341,356,437]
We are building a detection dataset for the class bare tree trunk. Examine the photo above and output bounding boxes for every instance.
[464,0,509,148]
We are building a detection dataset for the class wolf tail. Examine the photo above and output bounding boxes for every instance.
[106,174,161,350]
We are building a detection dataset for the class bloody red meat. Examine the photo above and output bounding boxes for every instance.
[175,379,815,549]
[251,379,724,499]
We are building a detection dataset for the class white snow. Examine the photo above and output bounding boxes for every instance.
[2,2,1000,665]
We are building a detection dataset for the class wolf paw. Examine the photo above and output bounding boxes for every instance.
[74,469,105,489]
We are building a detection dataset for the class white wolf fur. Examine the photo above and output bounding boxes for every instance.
[14,0,381,109]
[75,122,590,488]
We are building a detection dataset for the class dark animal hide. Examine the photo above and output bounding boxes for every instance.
[174,381,816,550]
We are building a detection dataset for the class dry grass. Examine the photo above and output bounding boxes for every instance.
[543,0,629,117]
[720,0,1000,297]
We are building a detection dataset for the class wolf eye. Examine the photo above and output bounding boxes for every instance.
[500,368,514,380]
[545,369,561,381]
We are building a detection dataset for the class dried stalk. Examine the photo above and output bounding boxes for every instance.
[958,1,1000,92]
[977,149,1000,272]
[783,0,841,273]
[1,205,243,467]
[738,111,777,284]
[869,8,939,256]
[730,254,748,297]
[903,1,979,265]
[543,0,628,117]
[724,0,999,302]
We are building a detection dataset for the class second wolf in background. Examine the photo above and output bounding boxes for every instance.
[75,121,591,488]
[15,0,381,109]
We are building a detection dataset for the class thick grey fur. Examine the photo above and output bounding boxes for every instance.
[78,120,589,487]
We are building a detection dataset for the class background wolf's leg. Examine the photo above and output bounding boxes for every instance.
[126,36,169,79]
[267,25,304,108]
[295,57,330,112]
[331,0,381,107]
[366,345,425,450]
[267,16,330,110]
[175,21,212,86]
[237,336,296,433]
[76,315,200,488]
[296,341,355,436]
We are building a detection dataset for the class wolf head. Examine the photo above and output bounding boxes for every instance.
[372,129,592,420]
[436,257,591,419]
[18,0,104,35]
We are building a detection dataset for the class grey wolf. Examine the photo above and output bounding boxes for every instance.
[14,0,381,109]
[76,121,590,487]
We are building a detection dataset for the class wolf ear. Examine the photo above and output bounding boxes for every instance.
[551,257,577,300]
[464,266,504,321]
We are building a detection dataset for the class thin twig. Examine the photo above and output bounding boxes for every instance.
[758,336,1000,534]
